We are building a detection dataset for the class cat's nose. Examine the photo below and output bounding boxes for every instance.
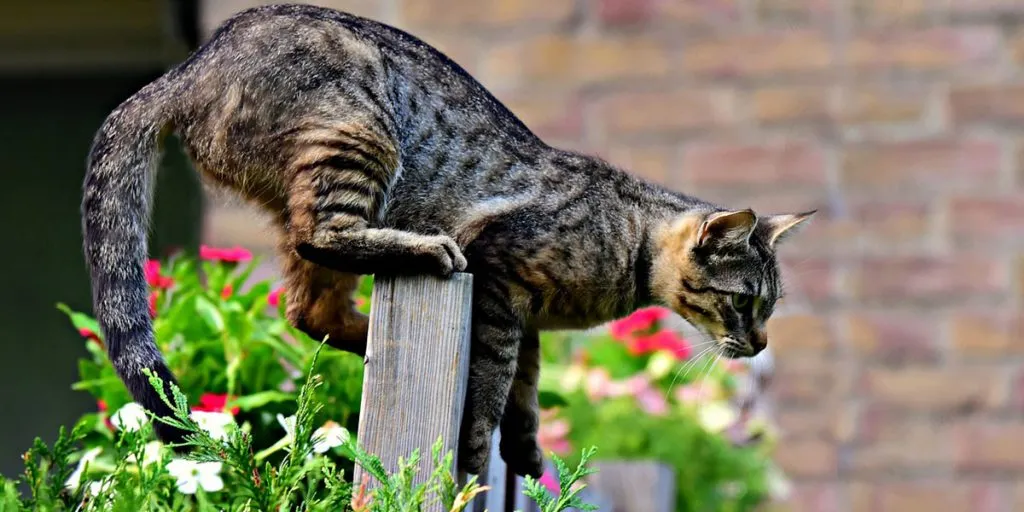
[749,329,768,355]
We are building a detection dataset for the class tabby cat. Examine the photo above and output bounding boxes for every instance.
[82,4,813,478]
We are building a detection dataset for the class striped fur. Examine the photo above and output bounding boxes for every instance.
[81,4,814,477]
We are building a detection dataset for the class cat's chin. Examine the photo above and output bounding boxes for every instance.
[719,337,759,359]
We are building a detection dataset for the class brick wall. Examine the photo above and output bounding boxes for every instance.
[200,2,1024,510]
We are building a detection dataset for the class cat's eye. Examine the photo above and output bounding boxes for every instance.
[731,294,753,310]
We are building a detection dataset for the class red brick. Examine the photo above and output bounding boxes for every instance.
[952,312,1024,358]
[592,89,733,137]
[772,355,853,405]
[845,313,941,364]
[848,256,1007,305]
[950,195,1024,249]
[767,314,832,354]
[681,30,833,78]
[839,84,929,124]
[847,27,1000,72]
[778,257,838,306]
[603,145,678,186]
[1011,32,1024,67]
[951,85,1024,124]
[399,0,575,28]
[482,35,672,87]
[753,0,835,22]
[948,0,1024,16]
[864,367,1007,413]
[748,87,832,124]
[654,0,741,26]
[597,0,653,26]
[501,92,583,141]
[776,405,844,441]
[841,139,1001,194]
[852,483,974,512]
[853,0,930,24]
[681,140,827,188]
[955,422,1024,472]
[850,413,954,472]
[785,483,840,512]
[850,201,933,248]
[774,438,838,477]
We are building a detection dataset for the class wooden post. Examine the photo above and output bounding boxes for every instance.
[353,273,474,499]
[588,461,676,512]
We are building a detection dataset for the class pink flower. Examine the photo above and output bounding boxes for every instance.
[144,259,174,289]
[267,287,285,307]
[674,383,712,404]
[221,284,233,299]
[148,292,159,318]
[192,393,240,415]
[538,469,560,495]
[584,368,613,400]
[608,306,670,339]
[635,388,669,415]
[199,245,252,263]
[538,409,571,456]
[355,297,367,308]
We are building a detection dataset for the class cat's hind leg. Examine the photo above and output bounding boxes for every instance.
[285,123,467,277]
[498,329,544,478]
[277,238,369,355]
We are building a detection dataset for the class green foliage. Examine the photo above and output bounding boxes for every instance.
[0,340,589,511]
[536,309,787,511]
[522,447,600,512]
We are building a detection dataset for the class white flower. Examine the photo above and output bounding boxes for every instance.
[277,413,297,442]
[65,447,102,491]
[697,401,739,434]
[645,350,676,380]
[191,411,235,441]
[126,441,164,467]
[110,402,149,431]
[765,462,792,501]
[312,421,350,454]
[86,476,114,497]
[165,459,224,494]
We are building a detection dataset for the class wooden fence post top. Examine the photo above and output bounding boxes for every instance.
[353,273,474,507]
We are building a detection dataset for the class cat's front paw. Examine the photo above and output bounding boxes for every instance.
[500,436,544,479]
[412,234,467,277]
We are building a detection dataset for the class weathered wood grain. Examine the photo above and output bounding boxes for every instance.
[353,272,474,503]
[589,461,676,512]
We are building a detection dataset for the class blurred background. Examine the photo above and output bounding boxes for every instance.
[1,0,1022,510]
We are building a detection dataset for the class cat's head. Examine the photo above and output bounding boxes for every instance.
[651,208,815,358]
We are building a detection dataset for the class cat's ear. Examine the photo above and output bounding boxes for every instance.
[763,210,816,247]
[696,209,758,247]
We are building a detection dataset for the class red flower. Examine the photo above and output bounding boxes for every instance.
[609,306,669,340]
[78,327,102,346]
[628,330,692,360]
[200,245,253,263]
[221,284,234,299]
[96,400,115,431]
[144,259,174,289]
[267,287,285,307]
[193,393,240,415]
[148,292,159,318]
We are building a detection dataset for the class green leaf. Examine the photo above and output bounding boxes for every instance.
[231,391,295,411]
[538,390,569,409]
[57,303,101,337]
[194,295,226,333]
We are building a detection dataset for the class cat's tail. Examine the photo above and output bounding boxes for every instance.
[81,76,187,445]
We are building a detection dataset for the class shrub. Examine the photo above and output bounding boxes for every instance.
[1,247,784,511]
[536,307,790,511]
